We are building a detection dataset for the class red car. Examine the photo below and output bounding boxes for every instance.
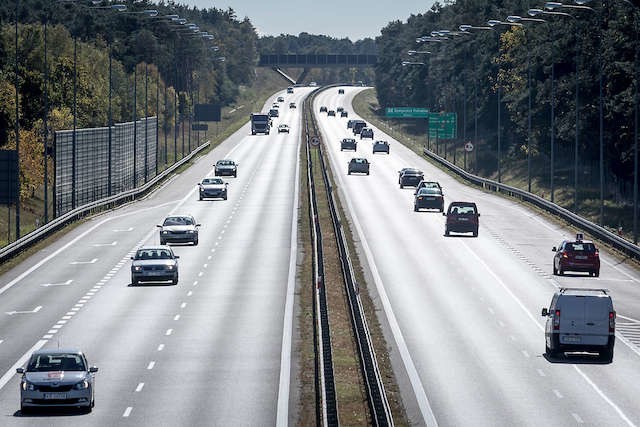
[552,234,600,277]
[443,201,479,237]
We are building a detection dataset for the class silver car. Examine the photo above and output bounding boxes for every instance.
[131,245,179,285]
[157,214,200,245]
[347,157,370,175]
[214,159,238,177]
[198,177,228,200]
[17,349,98,413]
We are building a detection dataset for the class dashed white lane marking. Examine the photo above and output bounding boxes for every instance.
[157,344,164,352]
[572,413,584,423]
[166,329,173,336]
[56,320,67,325]
[187,291,193,297]
[135,383,144,392]
[43,335,53,339]
[180,303,187,309]
[207,255,212,260]
[488,307,495,315]
[192,281,198,287]
[65,312,75,316]
[47,330,57,334]
[0,340,3,345]
[553,389,563,399]
[537,369,546,377]
[198,272,203,277]
[52,325,63,329]
[509,335,516,341]
[203,264,208,268]
[71,307,81,311]
[147,361,155,370]
[123,407,133,417]
[174,315,180,321]
[498,321,505,327]
[521,350,530,358]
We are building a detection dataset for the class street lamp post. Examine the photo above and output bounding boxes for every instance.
[15,0,20,239]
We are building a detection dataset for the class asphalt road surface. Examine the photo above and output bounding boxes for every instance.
[315,86,640,427]
[0,87,313,426]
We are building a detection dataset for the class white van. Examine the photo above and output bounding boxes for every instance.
[541,287,615,361]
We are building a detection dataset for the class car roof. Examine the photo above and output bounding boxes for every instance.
[559,287,610,297]
[351,157,367,162]
[32,348,83,355]
[449,201,475,206]
[374,140,388,144]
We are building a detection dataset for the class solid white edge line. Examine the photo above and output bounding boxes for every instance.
[461,241,637,427]
[319,89,438,426]
[0,340,47,390]
[276,91,304,427]
[123,407,133,417]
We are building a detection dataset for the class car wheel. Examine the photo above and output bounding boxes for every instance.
[595,269,600,277]
[600,348,613,363]
[553,264,558,275]
[473,229,478,237]
[160,239,166,245]
[445,228,450,237]
[366,171,370,175]
[414,205,418,212]
[233,172,237,178]
[193,239,199,246]
[348,171,351,175]
[559,268,564,276]
[199,195,203,201]
[172,277,178,285]
[131,278,138,286]
[20,404,28,415]
[223,194,228,200]
[546,344,560,358]
[400,183,404,189]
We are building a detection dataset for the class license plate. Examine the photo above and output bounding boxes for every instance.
[563,336,581,343]
[575,255,587,260]
[147,271,165,276]
[44,392,67,399]
[457,217,469,221]
[426,197,435,200]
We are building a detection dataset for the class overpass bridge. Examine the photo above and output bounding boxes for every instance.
[258,54,377,84]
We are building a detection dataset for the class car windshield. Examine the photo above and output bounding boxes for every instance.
[450,205,476,215]
[217,160,234,166]
[136,249,173,260]
[27,353,86,372]
[202,178,223,185]
[566,242,596,252]
[163,216,193,226]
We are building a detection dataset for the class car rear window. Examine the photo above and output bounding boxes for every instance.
[450,205,476,215]
[566,242,596,252]
[419,188,441,195]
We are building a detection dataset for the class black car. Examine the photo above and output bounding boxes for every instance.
[347,119,356,129]
[414,187,444,212]
[414,180,443,195]
[337,106,344,113]
[443,201,480,237]
[360,127,374,139]
[341,138,357,151]
[372,140,390,154]
[341,111,348,118]
[352,120,367,134]
[338,88,345,94]
[328,110,336,117]
[398,168,424,188]
[320,106,328,112]
[347,158,370,175]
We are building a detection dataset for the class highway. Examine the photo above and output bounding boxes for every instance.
[0,88,313,425]
[315,87,640,426]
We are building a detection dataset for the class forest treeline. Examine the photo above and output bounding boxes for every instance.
[375,0,640,201]
[0,0,257,200]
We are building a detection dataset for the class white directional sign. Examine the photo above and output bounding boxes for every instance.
[6,305,42,316]
[70,258,98,265]
[41,280,73,287]
[92,241,117,247]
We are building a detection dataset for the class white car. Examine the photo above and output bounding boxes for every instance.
[541,287,615,361]
[278,124,290,133]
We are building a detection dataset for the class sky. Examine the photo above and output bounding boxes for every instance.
[173,0,436,41]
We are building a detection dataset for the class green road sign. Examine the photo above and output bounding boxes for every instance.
[385,107,429,118]
[428,112,457,139]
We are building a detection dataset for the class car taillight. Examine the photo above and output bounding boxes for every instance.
[609,311,616,333]
[594,250,600,258]
[561,251,569,259]
[553,310,561,330]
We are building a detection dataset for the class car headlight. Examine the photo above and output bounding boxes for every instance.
[73,380,89,390]
[22,381,36,391]
[186,230,194,234]
[166,265,175,271]
[161,230,169,235]
[133,266,142,272]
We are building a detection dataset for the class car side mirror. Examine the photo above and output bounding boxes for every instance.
[541,308,549,317]
[477,213,480,217]
[174,255,180,259]
[196,224,202,227]
[442,212,447,217]
[130,256,134,260]
[552,247,557,252]
[89,366,99,373]
[16,367,24,374]
[156,224,162,228]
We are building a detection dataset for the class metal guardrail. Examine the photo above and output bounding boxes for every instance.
[307,86,394,426]
[422,146,640,260]
[304,89,339,426]
[0,142,210,263]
